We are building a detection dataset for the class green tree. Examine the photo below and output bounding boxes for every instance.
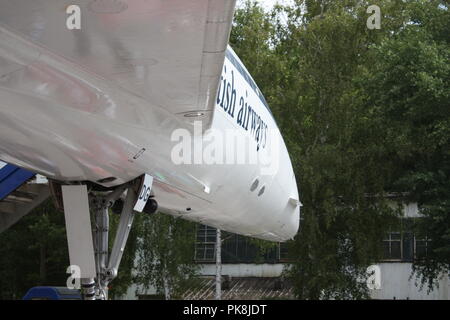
[0,199,69,299]
[233,0,450,299]
[134,213,199,299]
[232,0,402,299]
[282,2,400,299]
[360,0,450,291]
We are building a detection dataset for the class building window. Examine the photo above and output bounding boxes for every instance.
[279,242,290,262]
[402,232,414,261]
[194,225,217,262]
[221,233,274,263]
[382,231,429,262]
[415,236,430,260]
[194,224,284,264]
[383,232,402,260]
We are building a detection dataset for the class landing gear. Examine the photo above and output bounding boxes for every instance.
[89,184,134,300]
[113,196,158,215]
[57,174,157,300]
[143,198,158,214]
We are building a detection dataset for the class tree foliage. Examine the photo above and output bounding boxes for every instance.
[231,0,449,299]
[134,213,199,299]
[0,199,69,299]
[358,0,450,291]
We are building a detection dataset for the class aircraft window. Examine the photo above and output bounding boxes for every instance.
[250,179,259,192]
[258,186,265,197]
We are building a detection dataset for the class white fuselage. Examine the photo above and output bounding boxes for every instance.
[0,15,299,241]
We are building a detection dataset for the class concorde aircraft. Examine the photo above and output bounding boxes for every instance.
[0,0,300,299]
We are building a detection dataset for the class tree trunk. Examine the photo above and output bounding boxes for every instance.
[215,229,222,300]
[163,272,171,300]
[164,225,173,300]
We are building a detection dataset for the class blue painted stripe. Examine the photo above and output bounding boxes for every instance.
[0,164,35,200]
[0,165,18,182]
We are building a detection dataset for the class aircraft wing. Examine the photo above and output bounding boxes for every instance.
[0,0,236,127]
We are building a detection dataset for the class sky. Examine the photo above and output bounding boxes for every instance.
[237,0,294,11]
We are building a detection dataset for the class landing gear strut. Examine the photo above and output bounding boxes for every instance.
[57,174,156,300]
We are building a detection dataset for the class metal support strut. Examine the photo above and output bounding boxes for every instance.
[88,184,138,300]
[61,174,153,300]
